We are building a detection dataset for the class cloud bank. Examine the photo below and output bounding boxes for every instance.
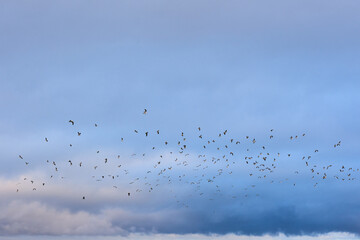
[1,176,360,237]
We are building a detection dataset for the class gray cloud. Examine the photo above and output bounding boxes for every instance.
[0,201,117,235]
[1,176,360,236]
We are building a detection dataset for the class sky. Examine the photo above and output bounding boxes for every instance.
[1,1,360,239]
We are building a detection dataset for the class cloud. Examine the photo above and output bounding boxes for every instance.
[0,201,119,236]
[1,198,360,240]
[1,173,360,237]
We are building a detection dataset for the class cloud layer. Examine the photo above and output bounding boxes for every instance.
[1,175,360,237]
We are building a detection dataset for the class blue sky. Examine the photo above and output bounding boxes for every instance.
[1,1,360,239]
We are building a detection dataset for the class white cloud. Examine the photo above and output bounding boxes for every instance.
[0,201,119,235]
[0,176,186,236]
[0,232,359,240]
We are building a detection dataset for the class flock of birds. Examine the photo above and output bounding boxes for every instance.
[16,109,358,206]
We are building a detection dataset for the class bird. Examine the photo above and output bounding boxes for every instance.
[69,120,74,125]
[77,132,81,136]
[17,119,352,207]
[143,109,147,114]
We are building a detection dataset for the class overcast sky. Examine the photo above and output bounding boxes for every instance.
[1,1,360,239]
